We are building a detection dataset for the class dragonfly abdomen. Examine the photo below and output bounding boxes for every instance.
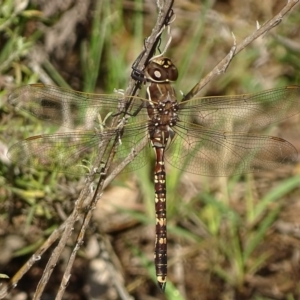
[153,146,167,291]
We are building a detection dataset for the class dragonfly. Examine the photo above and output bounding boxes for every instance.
[7,57,300,290]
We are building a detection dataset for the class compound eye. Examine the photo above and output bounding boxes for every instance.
[168,66,178,81]
[161,59,178,81]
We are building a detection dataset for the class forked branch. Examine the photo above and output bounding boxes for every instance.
[0,1,174,299]
[183,0,299,101]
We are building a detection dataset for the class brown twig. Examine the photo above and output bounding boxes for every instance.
[34,1,175,299]
[183,0,299,101]
[0,1,175,299]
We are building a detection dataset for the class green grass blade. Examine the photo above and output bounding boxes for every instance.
[252,175,300,223]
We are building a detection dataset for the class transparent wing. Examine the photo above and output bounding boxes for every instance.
[166,123,298,176]
[9,84,300,132]
[179,86,300,132]
[7,120,151,176]
[8,84,149,129]
[8,84,300,177]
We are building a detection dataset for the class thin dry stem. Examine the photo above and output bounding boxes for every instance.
[33,0,175,296]
[183,0,299,100]
[0,1,174,299]
[0,223,65,298]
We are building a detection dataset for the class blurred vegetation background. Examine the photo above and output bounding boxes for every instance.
[1,0,300,299]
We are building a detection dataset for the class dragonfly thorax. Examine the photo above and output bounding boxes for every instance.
[146,77,179,129]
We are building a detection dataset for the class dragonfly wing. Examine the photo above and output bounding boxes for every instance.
[8,84,149,129]
[179,86,300,132]
[108,116,151,174]
[7,131,111,175]
[165,124,298,176]
[7,115,150,176]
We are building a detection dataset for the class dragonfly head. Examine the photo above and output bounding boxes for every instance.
[144,57,178,83]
